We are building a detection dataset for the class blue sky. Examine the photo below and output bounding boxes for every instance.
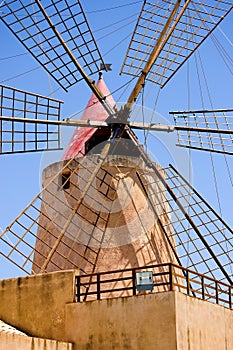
[0,0,232,279]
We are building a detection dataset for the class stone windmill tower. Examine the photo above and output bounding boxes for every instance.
[0,1,232,349]
[32,74,178,297]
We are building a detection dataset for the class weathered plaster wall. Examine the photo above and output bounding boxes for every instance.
[0,333,73,350]
[175,292,233,350]
[65,291,233,350]
[0,270,77,341]
[65,292,177,350]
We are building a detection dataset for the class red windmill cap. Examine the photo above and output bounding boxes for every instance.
[62,76,116,160]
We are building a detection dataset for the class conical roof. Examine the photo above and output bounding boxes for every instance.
[62,76,116,160]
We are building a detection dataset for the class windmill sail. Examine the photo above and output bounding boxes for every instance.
[171,109,233,154]
[121,0,232,87]
[137,162,233,285]
[0,84,62,154]
[0,0,106,91]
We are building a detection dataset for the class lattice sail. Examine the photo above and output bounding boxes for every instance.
[137,163,233,285]
[0,152,84,274]
[121,0,233,87]
[171,109,233,154]
[0,84,63,154]
[0,0,105,90]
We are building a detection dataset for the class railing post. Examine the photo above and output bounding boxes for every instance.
[186,270,190,295]
[215,281,219,304]
[76,276,81,302]
[97,274,101,300]
[201,276,205,300]
[132,269,136,296]
[169,263,173,291]
[229,286,232,309]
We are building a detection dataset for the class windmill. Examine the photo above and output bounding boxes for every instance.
[0,0,232,302]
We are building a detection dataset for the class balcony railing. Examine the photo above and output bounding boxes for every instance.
[75,263,232,309]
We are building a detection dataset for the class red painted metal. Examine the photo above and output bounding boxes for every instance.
[62,77,116,160]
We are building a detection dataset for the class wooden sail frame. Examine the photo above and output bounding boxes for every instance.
[171,108,233,154]
[121,0,233,89]
[0,84,63,154]
[0,0,106,91]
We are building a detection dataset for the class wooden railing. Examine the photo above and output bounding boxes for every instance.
[75,263,232,309]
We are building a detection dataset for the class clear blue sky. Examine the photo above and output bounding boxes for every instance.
[0,1,232,279]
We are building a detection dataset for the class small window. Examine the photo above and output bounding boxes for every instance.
[61,171,71,190]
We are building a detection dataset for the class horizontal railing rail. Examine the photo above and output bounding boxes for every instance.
[75,263,232,309]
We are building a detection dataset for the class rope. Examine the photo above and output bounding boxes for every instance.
[197,50,233,275]
[0,66,40,84]
[85,1,142,14]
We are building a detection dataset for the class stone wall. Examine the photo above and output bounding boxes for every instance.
[0,270,77,341]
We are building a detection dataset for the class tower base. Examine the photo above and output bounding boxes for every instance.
[0,270,232,350]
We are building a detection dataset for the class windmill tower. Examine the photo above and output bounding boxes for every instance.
[0,0,232,349]
[30,74,180,299]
